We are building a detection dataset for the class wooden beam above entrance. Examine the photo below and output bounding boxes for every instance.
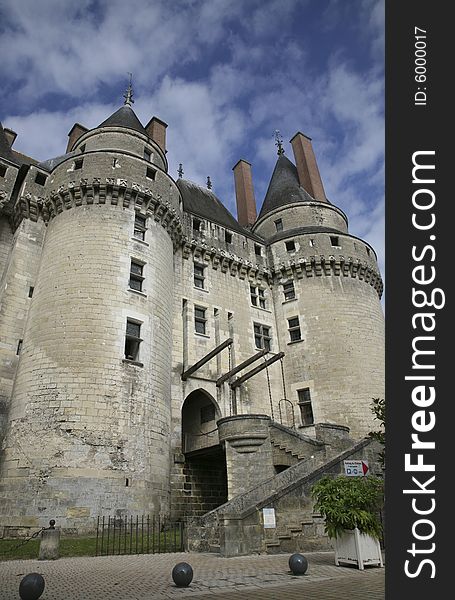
[230,352,285,389]
[181,338,233,381]
[216,349,268,387]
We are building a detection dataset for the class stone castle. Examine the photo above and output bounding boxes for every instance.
[0,93,384,553]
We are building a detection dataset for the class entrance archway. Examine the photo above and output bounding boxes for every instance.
[180,389,227,516]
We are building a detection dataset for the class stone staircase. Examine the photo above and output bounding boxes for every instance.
[269,421,322,466]
[185,436,381,556]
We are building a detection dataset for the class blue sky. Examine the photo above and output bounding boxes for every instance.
[0,0,384,279]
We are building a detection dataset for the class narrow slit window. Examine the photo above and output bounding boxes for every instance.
[298,388,314,425]
[0,165,7,178]
[144,148,152,161]
[288,316,302,342]
[225,230,232,244]
[254,244,262,256]
[146,166,156,180]
[133,214,146,241]
[28,286,34,298]
[124,319,142,362]
[129,259,144,292]
[194,306,207,335]
[80,144,86,153]
[283,280,295,301]
[16,339,23,355]
[274,218,283,232]
[193,218,201,233]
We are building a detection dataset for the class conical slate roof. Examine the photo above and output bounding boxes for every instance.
[257,154,314,221]
[177,178,257,237]
[0,123,19,166]
[97,105,148,136]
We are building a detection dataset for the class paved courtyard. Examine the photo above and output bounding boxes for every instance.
[0,550,384,599]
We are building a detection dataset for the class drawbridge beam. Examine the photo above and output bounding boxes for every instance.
[181,338,233,381]
[230,352,285,389]
[216,349,268,387]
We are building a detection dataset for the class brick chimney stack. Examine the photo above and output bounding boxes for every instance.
[145,116,167,153]
[233,159,257,227]
[290,132,327,202]
[66,123,89,153]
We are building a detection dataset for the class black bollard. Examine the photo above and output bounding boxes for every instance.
[18,573,45,600]
[289,553,308,575]
[172,562,193,587]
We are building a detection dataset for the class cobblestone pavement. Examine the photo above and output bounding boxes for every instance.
[0,551,384,599]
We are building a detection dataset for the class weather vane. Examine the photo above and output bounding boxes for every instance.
[274,130,285,155]
[177,163,184,179]
[123,73,134,106]
[206,176,212,190]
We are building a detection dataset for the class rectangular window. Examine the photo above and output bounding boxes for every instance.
[125,319,142,361]
[133,214,146,240]
[254,323,271,351]
[194,264,205,289]
[35,172,47,186]
[80,144,86,153]
[129,259,144,292]
[146,166,156,180]
[250,286,266,309]
[0,164,7,178]
[225,230,232,244]
[285,240,296,252]
[254,244,262,256]
[194,306,207,335]
[144,148,152,161]
[200,404,216,424]
[16,339,23,355]
[298,388,314,425]
[74,158,83,170]
[193,218,201,233]
[330,236,339,247]
[309,239,314,247]
[28,286,34,298]
[274,218,283,232]
[288,316,302,342]
[283,280,295,301]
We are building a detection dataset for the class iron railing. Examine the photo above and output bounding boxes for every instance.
[95,515,183,556]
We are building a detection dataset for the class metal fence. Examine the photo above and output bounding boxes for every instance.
[95,515,184,556]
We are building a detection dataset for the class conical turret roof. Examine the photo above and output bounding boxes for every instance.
[97,105,148,136]
[257,154,314,221]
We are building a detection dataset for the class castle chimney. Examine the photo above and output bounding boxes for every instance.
[145,116,167,152]
[66,123,89,153]
[290,132,327,202]
[3,127,17,147]
[233,159,257,227]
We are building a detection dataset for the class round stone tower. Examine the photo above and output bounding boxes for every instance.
[0,101,183,531]
[253,133,384,439]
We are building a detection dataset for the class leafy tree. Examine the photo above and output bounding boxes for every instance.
[369,397,385,468]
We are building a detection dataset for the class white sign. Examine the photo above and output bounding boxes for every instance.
[263,508,276,529]
[344,460,369,477]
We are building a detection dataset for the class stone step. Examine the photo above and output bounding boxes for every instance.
[209,544,221,553]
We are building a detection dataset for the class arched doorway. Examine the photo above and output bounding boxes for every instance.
[180,389,227,516]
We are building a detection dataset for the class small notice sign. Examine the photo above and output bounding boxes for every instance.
[263,508,276,529]
[343,460,369,477]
